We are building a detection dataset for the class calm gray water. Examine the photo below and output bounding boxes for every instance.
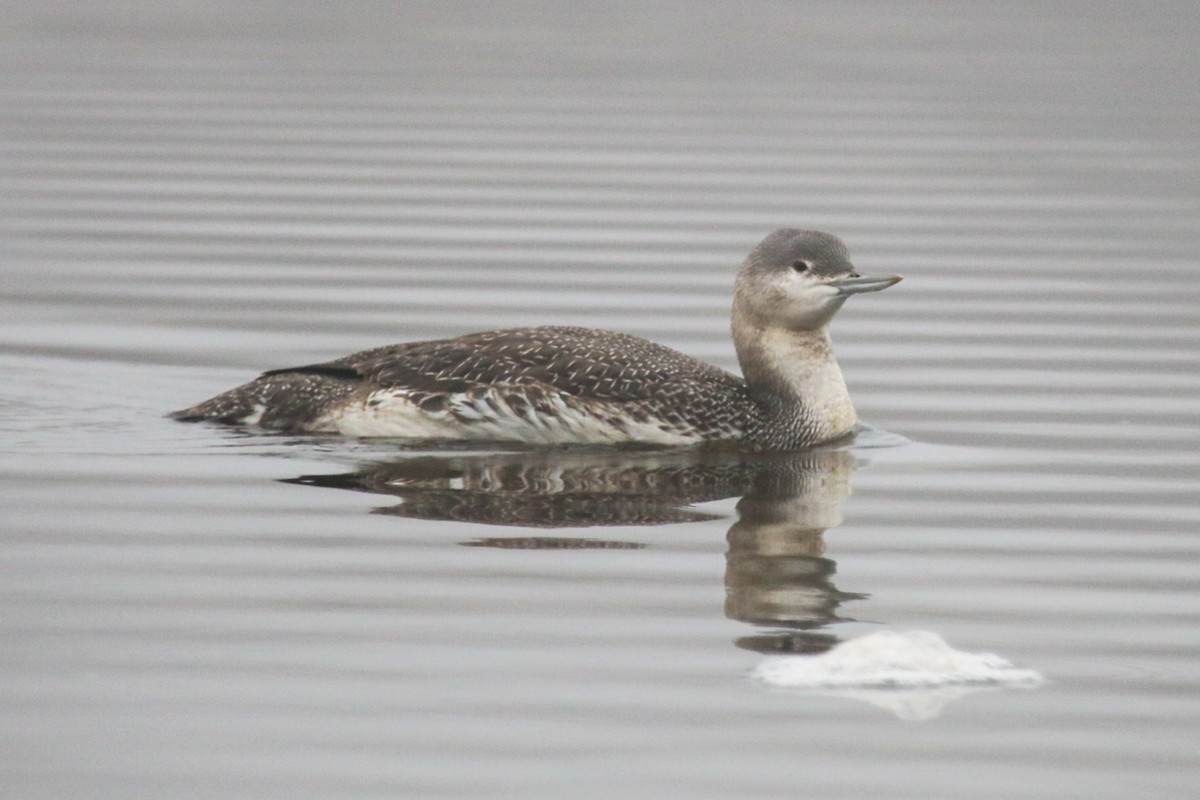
[3,2,1199,798]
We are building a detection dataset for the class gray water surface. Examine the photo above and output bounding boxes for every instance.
[3,2,1199,798]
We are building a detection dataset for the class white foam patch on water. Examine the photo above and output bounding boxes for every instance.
[752,630,1044,720]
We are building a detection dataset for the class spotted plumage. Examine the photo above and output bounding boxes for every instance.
[172,229,901,449]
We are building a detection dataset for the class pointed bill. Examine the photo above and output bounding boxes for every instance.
[830,274,903,296]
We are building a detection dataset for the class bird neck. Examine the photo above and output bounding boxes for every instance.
[732,322,858,446]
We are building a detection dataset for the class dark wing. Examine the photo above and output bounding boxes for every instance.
[291,325,744,403]
[175,326,750,436]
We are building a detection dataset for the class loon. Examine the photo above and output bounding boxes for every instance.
[172,229,901,449]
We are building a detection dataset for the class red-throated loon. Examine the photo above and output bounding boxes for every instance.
[172,229,901,449]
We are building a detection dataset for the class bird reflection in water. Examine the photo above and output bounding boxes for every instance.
[285,444,867,654]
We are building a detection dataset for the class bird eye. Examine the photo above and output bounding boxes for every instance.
[791,260,811,273]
